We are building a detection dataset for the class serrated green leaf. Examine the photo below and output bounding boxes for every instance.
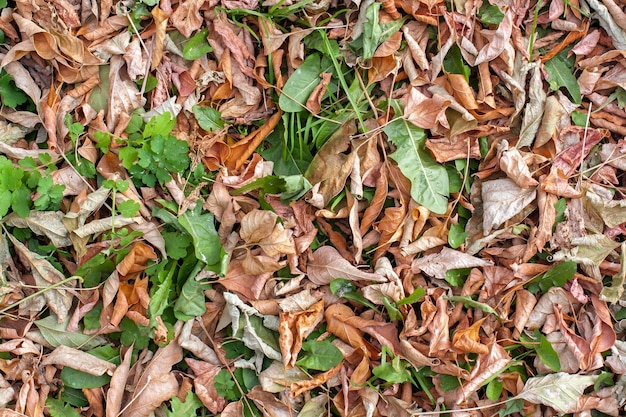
[384,118,449,214]
[193,105,225,131]
[149,262,175,319]
[296,340,343,371]
[544,49,581,104]
[46,397,81,417]
[143,112,176,139]
[167,391,203,417]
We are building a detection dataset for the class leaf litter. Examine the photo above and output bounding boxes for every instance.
[0,0,625,416]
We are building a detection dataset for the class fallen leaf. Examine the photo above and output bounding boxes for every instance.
[517,373,598,414]
[307,246,386,285]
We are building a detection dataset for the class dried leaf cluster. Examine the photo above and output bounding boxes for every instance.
[0,0,625,415]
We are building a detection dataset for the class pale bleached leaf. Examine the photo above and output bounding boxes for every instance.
[8,235,73,322]
[4,211,71,247]
[307,246,386,285]
[518,373,598,414]
[73,216,142,238]
[411,247,493,280]
[482,178,536,235]
[41,345,116,376]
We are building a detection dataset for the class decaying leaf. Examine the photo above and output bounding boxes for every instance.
[518,373,598,414]
[307,246,386,285]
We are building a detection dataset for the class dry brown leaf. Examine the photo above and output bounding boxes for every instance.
[454,342,511,404]
[42,345,116,376]
[116,242,158,278]
[279,300,324,367]
[121,329,183,417]
[186,358,227,414]
[325,303,367,351]
[307,246,386,285]
[106,346,133,417]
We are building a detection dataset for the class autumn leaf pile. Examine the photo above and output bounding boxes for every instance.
[2,0,626,415]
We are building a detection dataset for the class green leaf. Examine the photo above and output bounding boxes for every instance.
[439,374,461,392]
[448,222,467,249]
[12,186,31,217]
[119,317,150,349]
[371,346,412,384]
[356,2,404,60]
[46,397,81,417]
[167,391,203,417]
[192,105,225,131]
[384,118,449,214]
[396,287,425,306]
[0,70,29,108]
[59,388,89,408]
[330,278,379,311]
[35,315,106,350]
[163,231,192,260]
[149,262,175,319]
[279,54,333,112]
[499,398,524,417]
[486,379,503,400]
[183,28,213,60]
[544,49,581,104]
[178,207,222,265]
[214,369,240,401]
[296,340,343,371]
[527,261,577,293]
[445,268,471,287]
[174,276,208,320]
[535,331,561,372]
[143,112,175,139]
[117,200,140,217]
[444,45,471,81]
[478,2,505,24]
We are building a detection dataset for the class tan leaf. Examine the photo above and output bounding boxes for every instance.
[411,247,493,280]
[8,234,73,322]
[186,358,227,414]
[482,178,537,234]
[405,88,451,130]
[325,303,367,351]
[454,342,511,404]
[307,246,386,285]
[116,242,158,278]
[121,331,183,417]
[4,211,71,248]
[452,317,489,354]
[279,300,324,367]
[42,345,116,376]
[170,0,204,38]
[240,209,278,243]
[498,141,538,188]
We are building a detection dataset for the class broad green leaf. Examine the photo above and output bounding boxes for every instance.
[527,261,577,294]
[192,105,225,131]
[35,316,106,350]
[384,118,449,214]
[396,287,426,306]
[119,317,150,349]
[174,276,208,320]
[296,340,343,371]
[443,45,471,82]
[183,28,213,60]
[486,379,503,401]
[478,2,505,24]
[46,398,81,417]
[330,278,379,310]
[372,347,412,384]
[359,2,404,60]
[535,331,561,372]
[439,374,461,392]
[60,388,89,408]
[167,391,203,417]
[499,398,524,417]
[518,373,597,414]
[544,49,581,104]
[178,207,222,265]
[279,54,332,112]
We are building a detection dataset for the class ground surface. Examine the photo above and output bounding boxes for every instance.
[0,0,626,416]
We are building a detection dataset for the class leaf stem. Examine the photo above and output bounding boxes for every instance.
[0,275,83,316]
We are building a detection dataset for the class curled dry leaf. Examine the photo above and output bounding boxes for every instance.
[307,246,386,285]
[41,345,116,376]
